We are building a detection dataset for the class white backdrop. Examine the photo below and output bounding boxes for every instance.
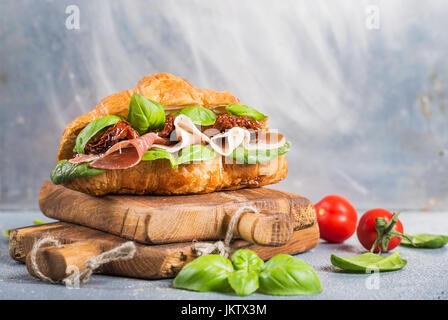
[1,0,447,209]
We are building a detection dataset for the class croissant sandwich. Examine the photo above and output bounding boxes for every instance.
[50,73,290,195]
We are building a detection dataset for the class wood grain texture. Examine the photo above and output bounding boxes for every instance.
[10,222,320,280]
[39,181,316,245]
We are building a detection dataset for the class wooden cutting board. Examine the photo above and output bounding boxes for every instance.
[9,222,320,280]
[39,181,316,245]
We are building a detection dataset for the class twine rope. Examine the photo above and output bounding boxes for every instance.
[29,237,136,286]
[192,206,260,258]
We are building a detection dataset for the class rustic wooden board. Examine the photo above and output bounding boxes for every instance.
[9,222,319,280]
[39,181,316,245]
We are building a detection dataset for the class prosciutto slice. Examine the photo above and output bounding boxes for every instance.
[69,132,164,170]
[153,114,286,156]
[209,128,285,156]
[152,114,211,153]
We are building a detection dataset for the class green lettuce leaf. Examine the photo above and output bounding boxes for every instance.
[142,148,178,168]
[74,115,121,154]
[229,140,290,164]
[176,144,217,165]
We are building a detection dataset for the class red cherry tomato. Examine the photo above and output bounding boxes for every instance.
[315,195,358,243]
[357,208,404,252]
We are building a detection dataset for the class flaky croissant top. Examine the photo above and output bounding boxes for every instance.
[54,73,288,196]
[57,73,240,161]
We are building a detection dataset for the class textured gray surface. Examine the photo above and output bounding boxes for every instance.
[1,0,448,210]
[0,210,446,300]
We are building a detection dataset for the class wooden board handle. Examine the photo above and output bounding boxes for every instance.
[237,210,293,246]
[26,241,103,282]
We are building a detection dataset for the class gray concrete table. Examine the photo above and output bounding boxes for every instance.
[0,210,446,300]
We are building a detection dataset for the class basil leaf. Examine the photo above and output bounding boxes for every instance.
[126,93,166,134]
[176,144,217,165]
[50,160,105,184]
[142,148,178,169]
[74,115,121,154]
[400,233,448,249]
[229,141,291,164]
[173,255,234,292]
[2,229,11,238]
[178,106,217,126]
[231,249,264,273]
[226,104,267,120]
[259,254,322,295]
[228,270,259,296]
[331,252,407,273]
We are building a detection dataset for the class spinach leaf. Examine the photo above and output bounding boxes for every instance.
[50,160,105,185]
[178,106,217,126]
[229,141,291,164]
[173,255,234,292]
[258,254,322,295]
[228,270,259,296]
[331,252,407,273]
[400,233,448,249]
[74,115,121,154]
[142,148,178,168]
[176,144,217,165]
[226,104,267,120]
[126,93,166,134]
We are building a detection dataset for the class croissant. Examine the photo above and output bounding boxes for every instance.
[56,73,288,196]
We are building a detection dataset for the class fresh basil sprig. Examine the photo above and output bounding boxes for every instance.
[226,104,267,120]
[228,249,264,296]
[50,160,105,184]
[173,249,322,296]
[173,255,234,292]
[259,254,322,295]
[142,148,178,168]
[74,115,121,154]
[126,93,166,134]
[229,141,290,164]
[331,252,407,273]
[178,106,217,126]
[400,233,448,249]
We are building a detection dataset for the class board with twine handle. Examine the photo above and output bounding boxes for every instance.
[9,222,320,281]
[39,181,316,246]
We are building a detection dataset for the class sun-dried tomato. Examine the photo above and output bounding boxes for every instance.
[213,114,261,132]
[84,120,140,154]
[158,115,176,138]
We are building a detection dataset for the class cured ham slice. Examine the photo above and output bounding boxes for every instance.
[152,114,286,157]
[90,133,162,169]
[69,153,101,164]
[152,114,211,153]
[209,128,285,156]
[69,132,164,170]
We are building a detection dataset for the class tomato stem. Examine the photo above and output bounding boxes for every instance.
[369,211,414,254]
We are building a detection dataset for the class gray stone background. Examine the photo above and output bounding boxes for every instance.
[1,0,447,210]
